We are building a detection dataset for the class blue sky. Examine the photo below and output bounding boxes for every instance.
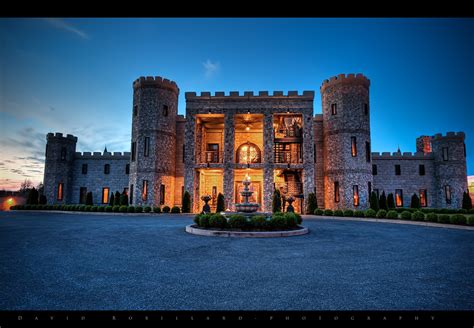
[0,18,473,189]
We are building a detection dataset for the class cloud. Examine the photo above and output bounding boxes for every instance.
[203,59,220,78]
[43,18,89,40]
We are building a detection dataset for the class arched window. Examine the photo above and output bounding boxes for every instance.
[236,142,261,164]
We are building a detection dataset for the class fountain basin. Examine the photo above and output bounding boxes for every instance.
[234,203,260,213]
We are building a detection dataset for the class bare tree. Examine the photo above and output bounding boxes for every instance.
[19,179,33,193]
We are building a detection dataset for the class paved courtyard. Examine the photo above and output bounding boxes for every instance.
[0,211,473,310]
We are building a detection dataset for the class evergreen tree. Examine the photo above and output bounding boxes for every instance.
[85,192,93,205]
[272,189,282,213]
[462,191,472,210]
[387,193,396,209]
[182,191,191,213]
[215,192,225,213]
[39,194,47,205]
[379,191,387,211]
[120,193,129,206]
[410,193,420,209]
[109,193,114,206]
[306,192,318,214]
[114,191,121,206]
[369,191,379,211]
[27,187,39,205]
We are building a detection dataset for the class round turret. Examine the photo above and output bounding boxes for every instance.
[129,76,180,206]
[321,74,372,209]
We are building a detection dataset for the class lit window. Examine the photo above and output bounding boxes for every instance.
[420,189,427,207]
[104,164,110,175]
[142,180,148,202]
[419,164,425,176]
[160,184,165,205]
[445,185,451,204]
[395,165,401,176]
[102,188,110,204]
[57,183,64,201]
[395,189,403,207]
[331,103,337,115]
[237,143,261,164]
[334,182,340,203]
[442,147,449,161]
[351,137,357,157]
[144,137,150,157]
[353,185,359,206]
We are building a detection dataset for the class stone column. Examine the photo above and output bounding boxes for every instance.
[184,114,197,212]
[263,112,274,212]
[223,111,235,210]
[302,112,315,213]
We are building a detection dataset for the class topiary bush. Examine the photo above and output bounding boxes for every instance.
[314,209,324,215]
[119,205,128,213]
[144,206,152,213]
[376,209,387,219]
[284,212,298,227]
[271,214,287,229]
[153,206,161,213]
[333,209,344,217]
[105,206,113,212]
[215,192,225,213]
[171,206,180,213]
[386,210,398,219]
[209,213,227,228]
[162,206,170,213]
[193,214,201,225]
[467,215,474,226]
[182,191,191,213]
[400,211,412,220]
[135,206,143,213]
[306,193,317,214]
[412,211,425,221]
[272,189,282,213]
[426,213,438,222]
[438,214,450,224]
[354,210,365,218]
[198,214,211,228]
[250,215,268,229]
[98,206,105,212]
[343,209,354,217]
[128,206,135,213]
[365,209,377,218]
[450,214,466,225]
[323,209,333,216]
[228,215,247,229]
[91,206,98,212]
[113,205,120,213]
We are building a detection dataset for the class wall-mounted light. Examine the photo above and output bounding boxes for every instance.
[245,125,250,131]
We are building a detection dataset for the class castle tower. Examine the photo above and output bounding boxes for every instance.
[416,135,433,154]
[43,132,77,204]
[431,132,468,208]
[129,76,179,206]
[320,74,372,209]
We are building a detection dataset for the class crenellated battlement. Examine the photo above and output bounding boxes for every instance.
[372,151,434,160]
[432,131,465,140]
[185,90,315,100]
[46,132,78,142]
[74,151,131,159]
[320,73,370,94]
[133,76,179,93]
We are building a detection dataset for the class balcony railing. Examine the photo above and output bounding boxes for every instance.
[274,150,303,164]
[201,151,224,164]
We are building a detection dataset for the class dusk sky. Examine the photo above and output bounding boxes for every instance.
[0,18,473,190]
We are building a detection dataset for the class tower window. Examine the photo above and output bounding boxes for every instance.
[163,105,169,117]
[353,185,359,207]
[331,103,337,115]
[365,141,371,162]
[368,181,372,196]
[82,164,88,174]
[133,105,138,117]
[60,147,67,161]
[395,165,401,176]
[142,180,148,202]
[334,181,340,203]
[80,187,87,204]
[445,185,451,204]
[395,189,403,207]
[183,145,185,163]
[372,164,377,175]
[442,147,449,161]
[144,137,150,157]
[420,189,427,207]
[160,184,165,205]
[57,183,64,201]
[125,164,130,175]
[364,103,369,115]
[102,187,110,204]
[104,164,110,175]
[351,137,357,157]
[419,164,425,176]
[131,142,136,162]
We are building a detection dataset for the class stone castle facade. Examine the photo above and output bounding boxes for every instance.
[43,74,469,213]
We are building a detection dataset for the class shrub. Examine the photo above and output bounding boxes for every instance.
[467,216,474,226]
[135,206,143,213]
[53,205,60,210]
[410,194,421,209]
[112,205,120,212]
[119,205,128,213]
[400,211,412,220]
[98,206,105,212]
[91,206,98,212]
[144,206,152,213]
[120,193,129,206]
[438,214,450,224]
[458,209,467,214]
[306,193,317,214]
[86,192,93,206]
[272,189,282,213]
[271,215,288,229]
[314,209,324,215]
[387,193,395,209]
[450,214,466,225]
[412,211,425,221]
[284,212,298,227]
[462,191,473,210]
[294,213,302,225]
[181,191,191,213]
[228,215,247,229]
[39,195,47,205]
[153,206,161,213]
[426,213,438,222]
[215,193,225,213]
[84,205,91,212]
[105,206,113,212]
[199,214,211,228]
[128,206,135,213]
[468,209,474,215]
[78,205,86,212]
[26,187,39,205]
[209,214,227,228]
[251,215,268,229]
[334,209,344,217]
[171,206,180,213]
[109,194,114,206]
[365,209,377,218]
[354,210,365,218]
[323,209,333,216]
[369,191,379,211]
[162,206,171,213]
[386,210,398,219]
[343,209,354,217]
[376,209,387,219]
[114,191,121,208]
[379,191,387,211]
[194,214,201,225]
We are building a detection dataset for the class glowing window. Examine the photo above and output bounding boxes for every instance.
[445,185,451,204]
[57,183,64,201]
[420,189,427,207]
[351,137,357,157]
[395,189,403,207]
[236,142,261,164]
[331,103,337,115]
[102,188,110,204]
[334,182,340,203]
[142,180,148,202]
[353,185,359,206]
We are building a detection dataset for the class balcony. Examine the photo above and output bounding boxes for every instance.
[202,150,224,164]
[274,143,302,164]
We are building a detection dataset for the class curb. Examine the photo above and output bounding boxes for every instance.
[185,224,309,238]
[9,210,195,217]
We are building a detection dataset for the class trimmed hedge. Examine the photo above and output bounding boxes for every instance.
[334,209,344,217]
[354,210,365,218]
[400,211,412,220]
[450,214,466,225]
[209,214,227,228]
[323,209,333,216]
[343,209,354,217]
[119,205,128,213]
[386,210,398,219]
[412,211,425,221]
[144,206,152,213]
[153,206,161,213]
[171,206,180,213]
[376,209,387,219]
[128,206,135,213]
[365,209,377,218]
[438,214,450,224]
[314,209,324,215]
[162,206,171,213]
[468,216,474,226]
[426,213,438,222]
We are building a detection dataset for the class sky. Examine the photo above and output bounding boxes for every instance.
[0,18,473,190]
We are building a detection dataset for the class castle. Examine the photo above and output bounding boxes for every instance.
[43,74,469,213]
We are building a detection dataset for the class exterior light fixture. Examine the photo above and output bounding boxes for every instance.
[245,125,250,131]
